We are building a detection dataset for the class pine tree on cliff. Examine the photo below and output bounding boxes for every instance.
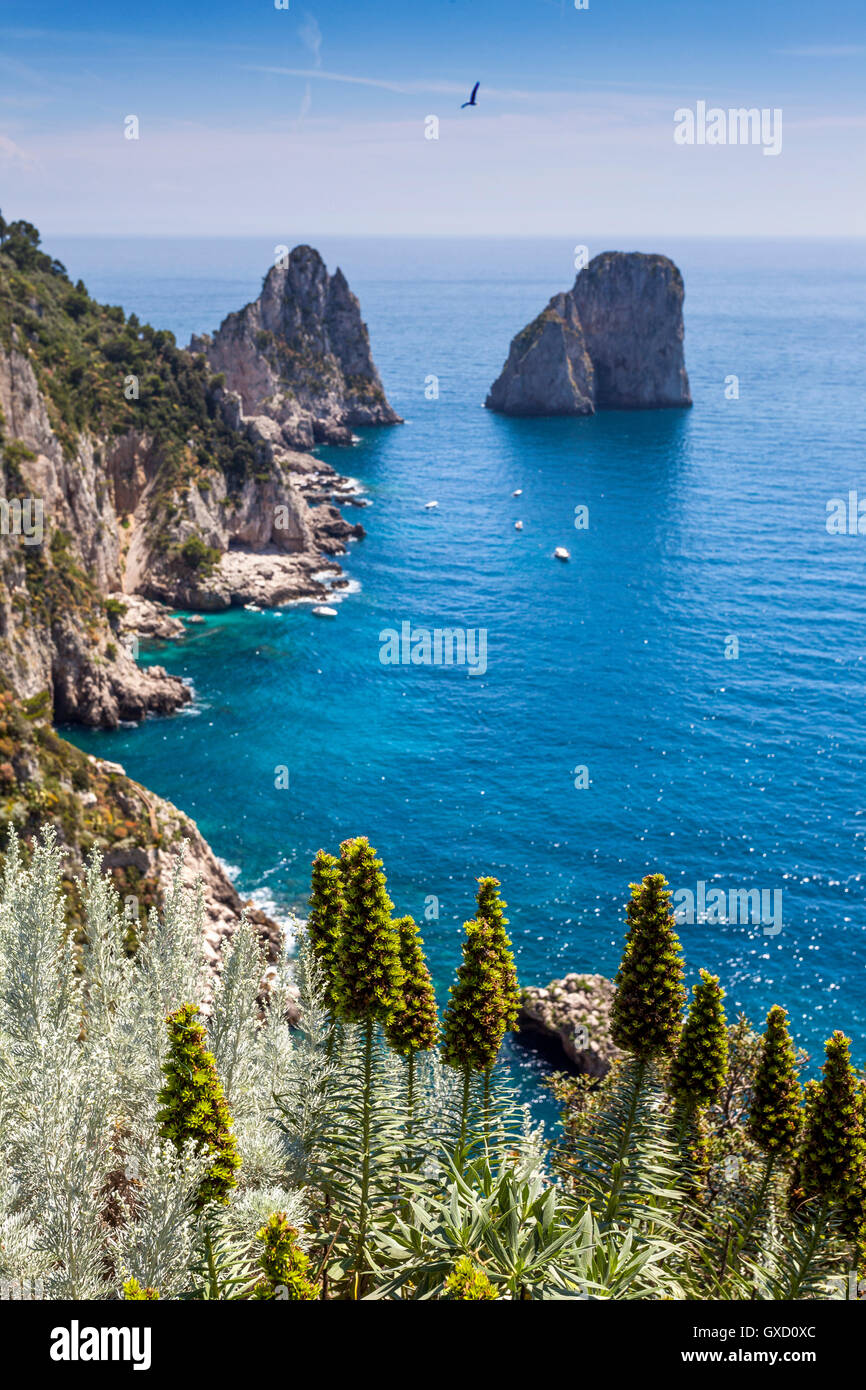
[668,970,728,1191]
[308,849,346,1015]
[156,1003,241,1211]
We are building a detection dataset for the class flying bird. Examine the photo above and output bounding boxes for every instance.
[461,81,480,108]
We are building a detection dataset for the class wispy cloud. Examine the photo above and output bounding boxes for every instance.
[0,134,32,165]
[299,14,323,69]
[242,66,538,100]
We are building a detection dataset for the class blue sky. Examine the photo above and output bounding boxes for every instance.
[1,0,864,236]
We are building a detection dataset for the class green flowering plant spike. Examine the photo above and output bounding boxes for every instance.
[797,1032,863,1207]
[844,1082,866,1278]
[669,970,728,1109]
[336,837,404,1023]
[252,1213,319,1301]
[747,1005,802,1159]
[308,849,346,1013]
[611,874,686,1059]
[385,915,439,1055]
[443,1255,498,1300]
[442,918,510,1074]
[123,1277,159,1300]
[155,1003,241,1210]
[475,876,520,1035]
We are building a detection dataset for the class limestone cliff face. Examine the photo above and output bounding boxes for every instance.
[0,348,190,728]
[132,386,364,612]
[484,293,595,417]
[486,252,691,416]
[518,973,623,1078]
[0,221,396,963]
[190,246,402,449]
[0,234,386,725]
[572,253,691,408]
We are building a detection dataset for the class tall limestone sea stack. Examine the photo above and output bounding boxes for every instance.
[191,245,402,450]
[485,251,691,416]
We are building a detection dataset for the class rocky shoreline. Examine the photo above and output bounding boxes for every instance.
[0,226,399,957]
[517,972,622,1078]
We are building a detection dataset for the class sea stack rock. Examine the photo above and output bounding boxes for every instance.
[484,292,595,417]
[191,246,402,449]
[485,251,691,416]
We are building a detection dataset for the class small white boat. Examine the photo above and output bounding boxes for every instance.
[312,605,338,618]
[514,520,523,531]
[513,489,523,497]
[424,500,439,510]
[554,547,571,561]
[244,603,262,612]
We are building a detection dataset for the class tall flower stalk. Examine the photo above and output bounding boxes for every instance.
[335,837,403,1297]
[156,1003,241,1212]
[777,1034,862,1296]
[307,850,346,1020]
[475,877,520,1121]
[731,1004,802,1263]
[603,874,686,1219]
[384,915,439,1147]
[441,915,515,1163]
[668,970,728,1191]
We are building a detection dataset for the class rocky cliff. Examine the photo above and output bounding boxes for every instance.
[485,292,595,417]
[0,223,388,724]
[0,683,285,972]
[0,217,395,949]
[486,252,691,416]
[0,346,191,727]
[190,245,402,449]
[517,972,622,1078]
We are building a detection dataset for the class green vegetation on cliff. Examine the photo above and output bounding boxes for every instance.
[0,215,255,481]
[0,214,274,580]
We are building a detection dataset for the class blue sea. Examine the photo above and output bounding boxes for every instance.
[55,234,866,1107]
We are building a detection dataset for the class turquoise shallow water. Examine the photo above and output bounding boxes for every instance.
[57,235,866,1105]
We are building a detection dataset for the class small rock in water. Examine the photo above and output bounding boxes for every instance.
[518,972,623,1078]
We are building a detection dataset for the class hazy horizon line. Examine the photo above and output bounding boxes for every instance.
[42,231,866,242]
